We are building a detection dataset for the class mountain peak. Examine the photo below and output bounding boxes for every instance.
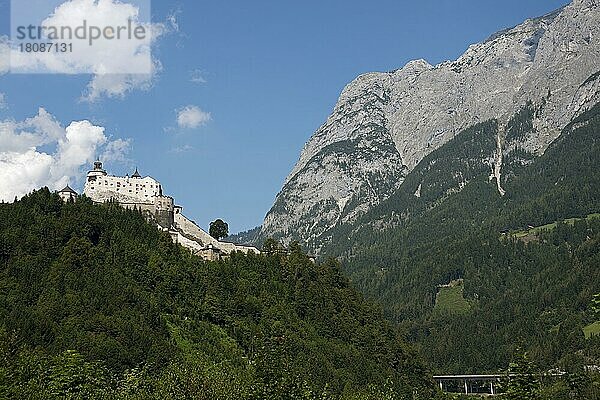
[257,1,600,250]
[400,59,432,73]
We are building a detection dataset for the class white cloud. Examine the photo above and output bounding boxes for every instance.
[0,108,63,153]
[23,108,65,142]
[0,93,6,109]
[7,0,169,101]
[53,120,107,178]
[0,150,54,201]
[83,67,162,102]
[0,108,131,201]
[169,144,194,154]
[101,137,132,164]
[190,69,207,84]
[176,105,211,129]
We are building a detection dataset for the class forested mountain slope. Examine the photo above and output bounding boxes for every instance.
[323,101,600,376]
[0,192,438,399]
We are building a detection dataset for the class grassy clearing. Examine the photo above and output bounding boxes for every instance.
[583,321,600,339]
[510,213,600,239]
[434,281,471,315]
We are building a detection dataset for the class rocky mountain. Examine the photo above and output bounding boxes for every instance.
[253,0,600,251]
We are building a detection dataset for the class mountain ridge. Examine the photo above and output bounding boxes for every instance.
[247,0,600,251]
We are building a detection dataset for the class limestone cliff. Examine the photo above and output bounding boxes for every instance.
[257,0,600,251]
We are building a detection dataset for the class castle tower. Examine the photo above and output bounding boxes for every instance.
[154,195,175,228]
[87,160,108,182]
[58,185,77,202]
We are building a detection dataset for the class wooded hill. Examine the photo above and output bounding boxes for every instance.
[0,191,439,399]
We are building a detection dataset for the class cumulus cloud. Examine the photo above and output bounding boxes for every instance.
[0,108,63,153]
[176,105,211,129]
[7,0,169,101]
[0,151,54,201]
[0,108,130,201]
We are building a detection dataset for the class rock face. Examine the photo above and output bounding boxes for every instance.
[260,0,600,250]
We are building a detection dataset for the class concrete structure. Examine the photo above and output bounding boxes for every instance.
[433,371,566,396]
[82,161,260,260]
[433,375,501,396]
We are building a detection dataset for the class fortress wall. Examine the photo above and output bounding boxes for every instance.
[174,232,204,252]
[216,241,260,254]
[154,196,174,211]
[174,213,260,254]
[233,244,261,254]
[174,213,220,247]
[83,168,174,229]
[121,203,156,214]
[85,175,162,204]
[154,196,175,228]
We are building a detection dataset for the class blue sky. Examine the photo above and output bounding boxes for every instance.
[0,0,568,233]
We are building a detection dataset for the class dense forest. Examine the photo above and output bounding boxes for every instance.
[0,190,440,399]
[322,101,600,397]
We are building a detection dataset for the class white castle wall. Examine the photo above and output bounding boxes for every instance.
[84,174,162,204]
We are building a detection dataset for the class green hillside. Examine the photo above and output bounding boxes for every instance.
[322,101,600,394]
[583,321,600,339]
[0,191,439,399]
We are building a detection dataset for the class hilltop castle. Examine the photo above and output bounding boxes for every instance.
[76,161,259,260]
